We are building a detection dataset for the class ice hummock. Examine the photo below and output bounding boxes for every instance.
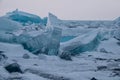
[0,17,23,43]
[0,11,118,56]
[60,30,101,55]
[0,17,22,32]
[114,28,120,40]
[114,17,120,27]
[0,11,62,55]
[0,27,62,55]
[5,9,47,26]
[47,13,61,27]
[0,11,120,80]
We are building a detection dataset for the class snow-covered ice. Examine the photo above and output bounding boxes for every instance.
[0,10,120,80]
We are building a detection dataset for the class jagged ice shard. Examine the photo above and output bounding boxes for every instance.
[60,30,101,55]
[5,9,47,26]
[0,10,62,55]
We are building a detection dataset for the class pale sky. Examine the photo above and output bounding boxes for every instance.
[0,0,120,20]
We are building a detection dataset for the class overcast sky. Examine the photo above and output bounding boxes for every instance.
[0,0,120,20]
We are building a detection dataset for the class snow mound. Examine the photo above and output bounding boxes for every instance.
[0,42,36,58]
[97,38,120,54]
